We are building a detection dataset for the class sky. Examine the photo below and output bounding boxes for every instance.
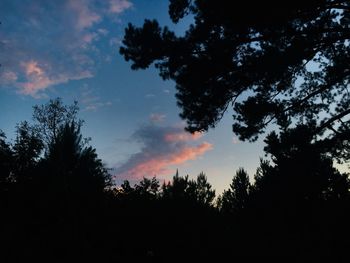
[0,0,267,193]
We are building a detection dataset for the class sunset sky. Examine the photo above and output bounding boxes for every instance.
[0,0,266,193]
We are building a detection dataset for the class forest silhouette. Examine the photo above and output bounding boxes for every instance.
[0,98,349,260]
[2,0,350,260]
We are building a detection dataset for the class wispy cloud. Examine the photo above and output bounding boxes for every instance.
[232,136,240,144]
[108,0,133,14]
[149,113,166,123]
[2,71,18,83]
[114,125,213,179]
[80,84,113,111]
[109,37,122,47]
[18,60,93,98]
[145,93,156,98]
[67,0,101,30]
[0,0,132,97]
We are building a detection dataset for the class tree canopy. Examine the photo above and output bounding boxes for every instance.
[33,97,82,146]
[120,0,350,146]
[219,168,250,214]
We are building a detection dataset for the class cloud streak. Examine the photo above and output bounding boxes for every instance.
[150,113,166,123]
[0,0,132,97]
[80,84,113,111]
[114,125,213,179]
[109,0,133,14]
[18,60,93,97]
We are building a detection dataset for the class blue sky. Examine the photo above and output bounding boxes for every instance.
[0,0,266,193]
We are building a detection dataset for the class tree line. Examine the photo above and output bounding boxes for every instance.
[0,98,349,260]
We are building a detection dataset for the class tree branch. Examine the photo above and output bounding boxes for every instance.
[317,108,350,132]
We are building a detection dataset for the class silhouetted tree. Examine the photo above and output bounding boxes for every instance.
[189,172,216,206]
[256,124,350,201]
[135,177,160,198]
[0,130,13,190]
[12,121,43,181]
[120,0,350,148]
[244,124,350,258]
[120,179,134,194]
[162,171,215,207]
[33,98,83,146]
[44,122,110,194]
[219,168,250,214]
[162,169,189,200]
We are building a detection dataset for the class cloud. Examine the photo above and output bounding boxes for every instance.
[19,60,56,96]
[145,93,156,98]
[114,125,213,179]
[109,0,133,14]
[0,0,132,97]
[97,28,109,36]
[150,113,166,123]
[1,71,18,83]
[164,131,202,142]
[109,37,122,47]
[17,60,93,97]
[67,0,101,30]
[232,137,240,144]
[80,84,113,111]
[84,101,112,111]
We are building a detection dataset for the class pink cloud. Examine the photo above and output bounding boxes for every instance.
[169,142,213,164]
[1,71,18,84]
[118,142,213,178]
[67,0,101,30]
[19,60,51,95]
[109,0,133,14]
[24,60,44,76]
[82,33,98,44]
[18,60,93,97]
[115,125,213,179]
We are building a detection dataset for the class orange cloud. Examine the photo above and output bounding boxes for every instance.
[115,125,213,180]
[118,142,213,179]
[19,60,93,97]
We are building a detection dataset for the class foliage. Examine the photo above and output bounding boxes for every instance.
[219,168,250,214]
[12,121,43,180]
[256,124,350,201]
[162,170,215,206]
[120,0,350,149]
[33,97,83,145]
[0,130,13,187]
[45,122,111,193]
